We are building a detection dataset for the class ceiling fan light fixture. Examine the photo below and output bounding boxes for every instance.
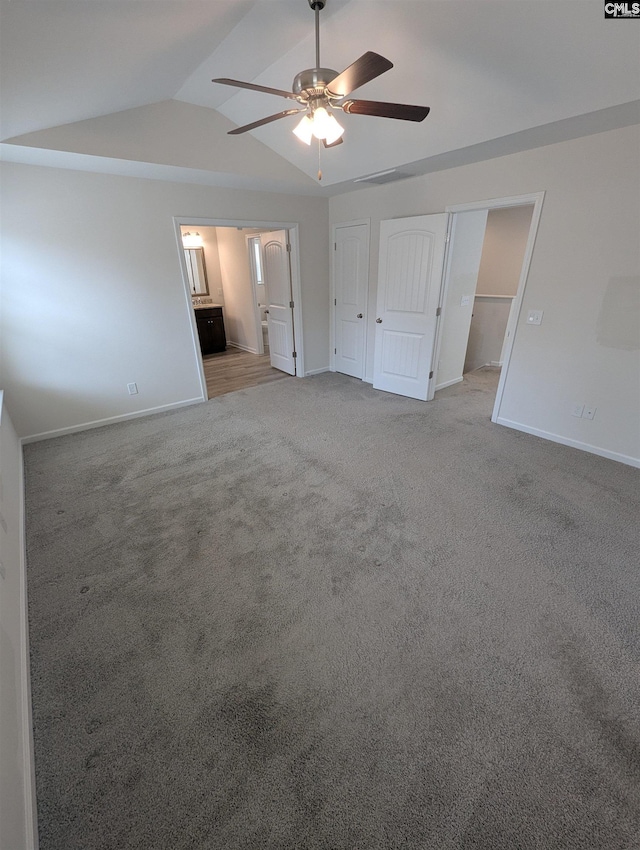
[316,109,344,144]
[309,105,343,142]
[293,114,314,145]
[293,108,344,146]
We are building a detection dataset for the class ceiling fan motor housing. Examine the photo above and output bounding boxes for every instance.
[293,68,339,100]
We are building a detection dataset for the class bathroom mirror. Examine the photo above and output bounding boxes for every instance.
[184,248,209,296]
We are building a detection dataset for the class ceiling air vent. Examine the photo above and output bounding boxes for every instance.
[353,169,411,185]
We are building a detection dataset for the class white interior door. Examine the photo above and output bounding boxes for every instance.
[373,214,448,400]
[334,222,369,379]
[435,210,488,390]
[261,230,296,376]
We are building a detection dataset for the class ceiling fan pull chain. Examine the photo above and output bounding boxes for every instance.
[317,138,322,181]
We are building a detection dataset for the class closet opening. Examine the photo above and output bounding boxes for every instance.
[433,193,544,423]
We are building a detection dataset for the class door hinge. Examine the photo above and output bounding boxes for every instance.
[286,243,292,253]
[334,242,337,250]
[429,370,434,379]
[292,351,297,358]
[334,298,337,306]
[436,306,442,317]
[334,348,337,354]
[289,300,294,309]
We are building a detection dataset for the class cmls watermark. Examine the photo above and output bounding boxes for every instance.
[604,1,640,17]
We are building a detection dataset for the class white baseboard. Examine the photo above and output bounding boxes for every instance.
[18,448,39,849]
[489,361,503,367]
[496,417,640,468]
[435,376,464,391]
[305,367,330,376]
[227,341,259,354]
[21,397,205,444]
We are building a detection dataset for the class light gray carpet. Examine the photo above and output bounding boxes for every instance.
[24,369,640,850]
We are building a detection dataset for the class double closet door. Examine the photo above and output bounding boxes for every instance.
[334,214,448,401]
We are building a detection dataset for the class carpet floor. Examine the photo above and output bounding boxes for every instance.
[24,369,640,849]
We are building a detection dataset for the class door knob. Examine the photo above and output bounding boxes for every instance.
[265,309,269,314]
[376,318,382,324]
[357,313,363,319]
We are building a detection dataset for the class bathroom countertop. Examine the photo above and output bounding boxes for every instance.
[193,302,223,309]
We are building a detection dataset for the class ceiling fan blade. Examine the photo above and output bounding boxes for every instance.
[228,109,304,135]
[341,99,430,122]
[326,52,393,98]
[212,78,299,101]
[323,136,344,149]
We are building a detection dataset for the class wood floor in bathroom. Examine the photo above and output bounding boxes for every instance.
[202,346,291,400]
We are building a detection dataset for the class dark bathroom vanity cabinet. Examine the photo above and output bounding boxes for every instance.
[195,306,226,355]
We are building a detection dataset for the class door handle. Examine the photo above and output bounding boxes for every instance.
[265,309,269,314]
[376,318,382,324]
[357,313,363,319]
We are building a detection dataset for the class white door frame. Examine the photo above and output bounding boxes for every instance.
[432,192,545,422]
[172,217,305,401]
[330,219,370,375]
[246,233,267,356]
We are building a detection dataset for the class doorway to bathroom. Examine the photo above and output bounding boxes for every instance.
[173,217,303,402]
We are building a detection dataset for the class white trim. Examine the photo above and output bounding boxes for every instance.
[428,211,454,400]
[489,361,503,367]
[445,193,543,214]
[20,398,204,444]
[496,418,640,469]
[330,219,370,377]
[287,226,305,378]
[18,446,39,849]
[227,341,259,354]
[246,234,266,356]
[435,376,464,391]
[173,219,208,401]
[305,366,330,376]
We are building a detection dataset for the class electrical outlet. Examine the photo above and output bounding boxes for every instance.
[127,382,138,395]
[571,403,584,418]
[583,406,597,420]
[460,295,471,307]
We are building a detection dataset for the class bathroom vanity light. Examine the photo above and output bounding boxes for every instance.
[182,231,203,248]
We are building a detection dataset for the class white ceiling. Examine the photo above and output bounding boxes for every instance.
[1,0,639,195]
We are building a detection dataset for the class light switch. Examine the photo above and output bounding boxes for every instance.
[526,310,543,326]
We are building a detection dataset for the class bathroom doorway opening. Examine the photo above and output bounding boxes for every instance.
[173,217,303,401]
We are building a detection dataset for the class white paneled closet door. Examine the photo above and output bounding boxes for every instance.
[334,222,369,379]
[373,214,448,400]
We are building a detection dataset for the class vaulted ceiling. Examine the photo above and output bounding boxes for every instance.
[1,0,639,195]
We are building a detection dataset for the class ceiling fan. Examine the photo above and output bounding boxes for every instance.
[212,0,430,149]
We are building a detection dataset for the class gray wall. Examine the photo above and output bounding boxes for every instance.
[0,163,329,439]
